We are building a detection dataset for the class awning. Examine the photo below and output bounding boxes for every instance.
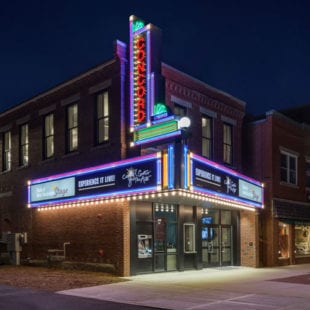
[273,199,310,222]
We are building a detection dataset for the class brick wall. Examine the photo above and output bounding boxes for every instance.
[162,64,245,171]
[31,201,130,276]
[240,210,259,267]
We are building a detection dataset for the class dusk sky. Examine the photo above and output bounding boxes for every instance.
[1,0,309,115]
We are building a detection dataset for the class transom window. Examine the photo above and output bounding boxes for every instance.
[280,151,297,185]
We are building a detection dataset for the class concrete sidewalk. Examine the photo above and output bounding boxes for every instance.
[59,264,310,309]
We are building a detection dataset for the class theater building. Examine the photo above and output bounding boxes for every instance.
[244,107,310,267]
[0,16,263,276]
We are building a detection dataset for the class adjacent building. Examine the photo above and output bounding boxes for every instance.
[244,106,310,267]
[0,16,263,275]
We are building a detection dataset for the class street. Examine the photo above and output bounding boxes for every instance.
[0,284,154,310]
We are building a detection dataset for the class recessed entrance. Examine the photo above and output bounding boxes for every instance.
[202,210,234,267]
[154,204,177,272]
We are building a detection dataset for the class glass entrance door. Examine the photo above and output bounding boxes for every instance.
[221,226,232,266]
[154,204,177,272]
[202,210,233,267]
[202,226,220,266]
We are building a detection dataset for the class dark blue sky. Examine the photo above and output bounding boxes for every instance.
[1,0,309,115]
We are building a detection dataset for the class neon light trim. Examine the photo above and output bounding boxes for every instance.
[154,102,168,115]
[132,130,182,146]
[134,119,178,140]
[168,144,174,189]
[130,16,152,130]
[30,153,158,184]
[157,157,162,186]
[132,20,145,32]
[30,187,157,208]
[192,186,262,209]
[151,115,175,125]
[163,152,168,188]
[187,153,191,189]
[191,153,261,186]
[183,144,188,189]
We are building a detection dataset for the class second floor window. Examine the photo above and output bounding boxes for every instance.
[174,104,186,117]
[96,91,109,144]
[19,124,29,166]
[44,114,54,159]
[202,115,212,159]
[280,151,297,185]
[3,131,11,171]
[66,104,78,152]
[223,123,232,165]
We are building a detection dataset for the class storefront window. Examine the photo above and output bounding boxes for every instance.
[295,224,310,257]
[221,210,231,225]
[202,209,219,224]
[184,223,196,253]
[278,222,289,259]
[138,234,152,258]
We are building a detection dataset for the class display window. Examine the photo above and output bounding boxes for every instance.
[278,222,289,259]
[184,223,196,253]
[295,224,310,257]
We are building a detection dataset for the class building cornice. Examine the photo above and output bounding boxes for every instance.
[162,62,246,108]
[266,109,310,130]
[0,59,116,118]
[166,79,245,120]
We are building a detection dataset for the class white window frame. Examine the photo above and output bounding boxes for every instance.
[66,103,78,152]
[44,114,54,159]
[95,90,109,144]
[280,150,298,185]
[3,131,11,171]
[202,115,213,159]
[223,123,233,165]
[19,123,29,166]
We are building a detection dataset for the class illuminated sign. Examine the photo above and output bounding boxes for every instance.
[190,154,263,207]
[30,177,75,203]
[133,119,180,144]
[193,160,239,196]
[130,16,150,128]
[239,179,262,203]
[129,15,184,146]
[29,154,161,207]
[76,160,157,196]
[134,34,147,124]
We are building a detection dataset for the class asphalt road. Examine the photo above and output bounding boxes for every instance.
[0,285,156,310]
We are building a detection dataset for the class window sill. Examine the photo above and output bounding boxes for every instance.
[17,164,30,171]
[0,169,11,175]
[39,157,56,165]
[62,151,80,159]
[91,142,111,151]
[280,181,299,189]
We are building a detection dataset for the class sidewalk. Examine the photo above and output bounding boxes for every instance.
[59,264,310,309]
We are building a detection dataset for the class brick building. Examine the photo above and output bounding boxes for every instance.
[244,107,310,267]
[0,16,263,275]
